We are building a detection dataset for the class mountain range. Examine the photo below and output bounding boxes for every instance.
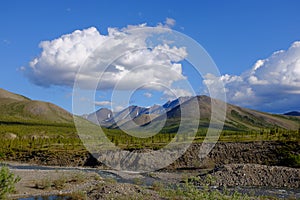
[85,95,300,132]
[85,96,191,127]
[0,88,299,133]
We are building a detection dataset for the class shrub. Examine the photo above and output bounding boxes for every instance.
[282,153,300,168]
[72,172,86,183]
[0,165,21,199]
[53,176,67,189]
[35,178,52,190]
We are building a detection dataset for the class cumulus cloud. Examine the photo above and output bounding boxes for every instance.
[24,21,187,94]
[204,41,300,112]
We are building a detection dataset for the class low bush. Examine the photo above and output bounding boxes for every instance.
[0,165,21,199]
[282,153,300,168]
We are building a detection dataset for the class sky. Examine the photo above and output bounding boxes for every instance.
[0,0,300,114]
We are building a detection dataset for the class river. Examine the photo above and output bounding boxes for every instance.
[3,163,299,199]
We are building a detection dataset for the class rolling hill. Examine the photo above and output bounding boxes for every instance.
[0,88,73,124]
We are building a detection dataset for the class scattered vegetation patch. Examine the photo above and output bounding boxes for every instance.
[34,172,89,191]
[151,176,251,200]
[34,178,52,190]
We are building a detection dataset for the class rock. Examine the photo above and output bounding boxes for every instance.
[3,132,18,139]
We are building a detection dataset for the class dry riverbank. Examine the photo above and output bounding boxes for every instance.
[8,164,179,200]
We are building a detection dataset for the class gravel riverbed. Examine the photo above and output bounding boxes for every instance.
[6,162,300,200]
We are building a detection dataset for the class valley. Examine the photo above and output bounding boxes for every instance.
[0,88,299,199]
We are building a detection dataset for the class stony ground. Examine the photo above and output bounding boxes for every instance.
[8,164,180,200]
[197,164,300,188]
[4,141,300,199]
[10,169,100,199]
[7,162,300,200]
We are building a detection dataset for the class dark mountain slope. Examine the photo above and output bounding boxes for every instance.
[284,111,300,116]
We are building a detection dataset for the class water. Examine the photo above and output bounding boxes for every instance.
[4,163,123,181]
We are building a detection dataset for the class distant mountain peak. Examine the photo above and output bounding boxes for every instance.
[97,107,112,112]
[163,96,192,109]
[85,95,300,131]
[284,111,300,116]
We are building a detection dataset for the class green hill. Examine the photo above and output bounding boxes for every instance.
[0,88,73,124]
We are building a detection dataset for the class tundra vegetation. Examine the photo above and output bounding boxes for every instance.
[0,118,299,167]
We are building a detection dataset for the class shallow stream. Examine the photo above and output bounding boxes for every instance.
[4,164,299,200]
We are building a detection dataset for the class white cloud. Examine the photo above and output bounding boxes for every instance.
[143,92,152,98]
[94,101,111,106]
[24,23,187,93]
[204,41,300,112]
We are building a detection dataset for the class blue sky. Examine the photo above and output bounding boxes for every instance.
[1,0,300,114]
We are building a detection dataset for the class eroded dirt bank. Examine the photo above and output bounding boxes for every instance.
[169,141,299,169]
[2,141,299,169]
